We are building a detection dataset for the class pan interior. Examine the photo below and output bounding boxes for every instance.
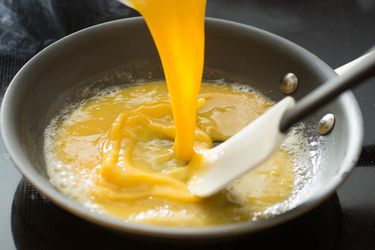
[42,62,320,225]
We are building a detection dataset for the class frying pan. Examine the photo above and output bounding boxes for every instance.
[0,17,366,239]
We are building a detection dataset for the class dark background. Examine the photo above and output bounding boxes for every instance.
[0,0,374,249]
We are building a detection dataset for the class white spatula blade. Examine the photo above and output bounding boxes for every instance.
[189,96,295,197]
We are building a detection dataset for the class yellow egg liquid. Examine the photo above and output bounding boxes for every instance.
[45,82,295,227]
[124,0,206,162]
[44,0,302,227]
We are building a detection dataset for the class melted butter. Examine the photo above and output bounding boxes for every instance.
[124,0,206,161]
[47,82,295,227]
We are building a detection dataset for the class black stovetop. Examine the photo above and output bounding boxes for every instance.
[1,1,375,249]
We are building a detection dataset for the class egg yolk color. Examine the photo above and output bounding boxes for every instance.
[49,82,295,226]
[46,0,296,227]
[126,0,206,162]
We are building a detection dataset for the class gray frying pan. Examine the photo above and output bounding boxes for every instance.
[0,17,371,239]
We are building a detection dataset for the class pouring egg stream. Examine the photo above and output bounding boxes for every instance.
[44,0,307,226]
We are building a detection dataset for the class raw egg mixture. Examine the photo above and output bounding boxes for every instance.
[44,0,310,227]
[45,82,297,226]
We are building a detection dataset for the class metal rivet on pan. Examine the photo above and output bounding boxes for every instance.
[280,73,298,95]
[318,113,335,135]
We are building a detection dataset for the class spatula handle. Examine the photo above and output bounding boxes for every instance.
[280,51,375,133]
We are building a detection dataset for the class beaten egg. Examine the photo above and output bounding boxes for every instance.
[45,82,297,227]
[44,0,310,227]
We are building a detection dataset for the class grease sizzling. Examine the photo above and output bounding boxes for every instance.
[44,82,313,227]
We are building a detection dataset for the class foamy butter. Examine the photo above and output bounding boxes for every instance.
[44,82,313,227]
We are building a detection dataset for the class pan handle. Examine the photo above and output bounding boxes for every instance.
[335,51,375,76]
[279,51,375,133]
